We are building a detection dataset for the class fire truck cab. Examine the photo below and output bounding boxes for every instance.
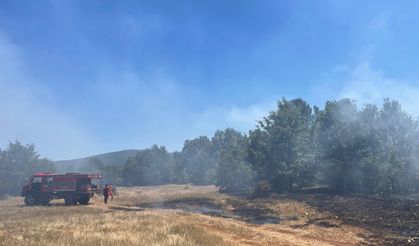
[21,172,102,206]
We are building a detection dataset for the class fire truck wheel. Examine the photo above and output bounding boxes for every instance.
[24,196,37,206]
[64,196,77,206]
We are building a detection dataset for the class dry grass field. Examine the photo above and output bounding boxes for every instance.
[0,185,418,245]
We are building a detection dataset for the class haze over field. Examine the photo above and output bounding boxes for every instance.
[1,2,419,245]
[1,1,419,160]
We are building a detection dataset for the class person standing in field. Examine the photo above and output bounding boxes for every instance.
[108,184,114,200]
[103,184,110,204]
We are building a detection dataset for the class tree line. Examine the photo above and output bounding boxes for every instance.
[1,98,418,197]
[85,98,419,196]
[83,128,253,193]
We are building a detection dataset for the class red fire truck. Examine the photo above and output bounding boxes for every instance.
[21,172,102,206]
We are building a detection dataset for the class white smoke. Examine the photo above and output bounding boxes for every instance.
[0,33,102,159]
[339,62,419,117]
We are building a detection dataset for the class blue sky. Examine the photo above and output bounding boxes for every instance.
[1,0,419,160]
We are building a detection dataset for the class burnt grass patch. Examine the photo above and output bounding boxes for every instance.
[138,197,226,217]
[137,197,282,225]
[290,216,341,229]
[129,188,419,244]
[231,206,280,224]
[110,206,145,212]
[288,194,419,245]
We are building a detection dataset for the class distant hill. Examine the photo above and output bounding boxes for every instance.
[54,149,141,172]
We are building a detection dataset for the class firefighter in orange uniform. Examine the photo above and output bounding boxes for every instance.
[103,184,110,204]
[108,184,114,200]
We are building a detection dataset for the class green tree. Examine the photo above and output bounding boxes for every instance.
[122,145,174,186]
[249,98,316,192]
[314,98,419,195]
[171,151,188,184]
[214,129,254,193]
[375,99,418,194]
[179,136,217,185]
[0,141,55,196]
[314,99,365,193]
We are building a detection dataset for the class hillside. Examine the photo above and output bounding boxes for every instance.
[54,149,141,172]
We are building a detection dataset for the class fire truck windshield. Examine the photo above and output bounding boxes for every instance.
[32,177,42,183]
